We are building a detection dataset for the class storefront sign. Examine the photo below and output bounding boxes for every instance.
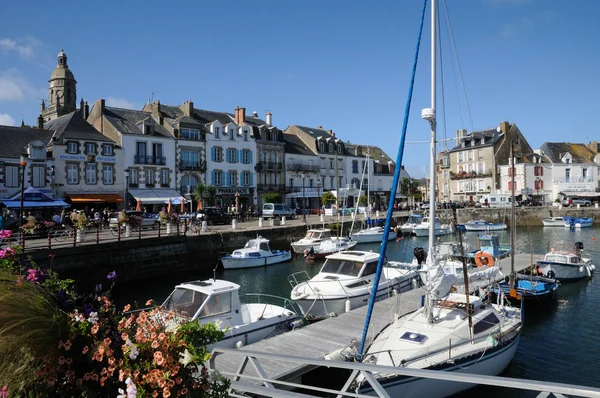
[216,188,249,195]
[58,154,86,161]
[564,185,594,192]
[96,156,117,162]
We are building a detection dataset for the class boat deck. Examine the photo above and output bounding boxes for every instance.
[210,253,534,382]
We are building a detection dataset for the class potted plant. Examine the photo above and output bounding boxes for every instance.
[158,210,174,234]
[72,213,88,243]
[20,215,38,235]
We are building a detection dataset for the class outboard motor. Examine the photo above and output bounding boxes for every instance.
[574,241,584,255]
[413,247,426,265]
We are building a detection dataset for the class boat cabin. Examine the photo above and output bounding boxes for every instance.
[543,252,587,265]
[232,237,271,257]
[319,251,380,279]
[161,279,243,324]
[304,229,332,240]
[405,215,422,224]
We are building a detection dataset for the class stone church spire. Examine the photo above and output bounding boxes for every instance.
[41,49,77,122]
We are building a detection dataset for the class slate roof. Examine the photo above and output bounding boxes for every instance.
[104,107,172,138]
[363,145,393,163]
[0,125,53,158]
[283,134,316,156]
[45,111,114,143]
[522,152,550,164]
[539,142,597,164]
[448,128,503,153]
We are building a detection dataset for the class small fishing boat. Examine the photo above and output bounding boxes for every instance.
[537,242,596,281]
[399,214,423,234]
[542,216,565,227]
[466,234,511,264]
[350,226,397,243]
[488,273,559,307]
[304,237,358,259]
[563,216,593,229]
[290,228,332,253]
[464,219,507,231]
[289,250,419,320]
[220,236,291,269]
[413,216,453,237]
[160,279,304,348]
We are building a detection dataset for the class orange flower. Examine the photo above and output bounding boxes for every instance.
[121,332,129,341]
[82,345,89,355]
[119,369,126,382]
[63,340,72,351]
[91,373,99,381]
[91,324,100,334]
[133,369,140,379]
[163,387,171,397]
[146,299,153,306]
[158,332,166,341]
[65,358,73,366]
[103,337,111,346]
[152,391,159,398]
[124,303,131,312]
[83,373,91,381]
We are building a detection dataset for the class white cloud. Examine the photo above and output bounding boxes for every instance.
[0,36,41,59]
[0,113,15,126]
[0,69,46,102]
[105,97,141,110]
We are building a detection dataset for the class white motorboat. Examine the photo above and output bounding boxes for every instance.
[542,216,565,227]
[399,214,423,234]
[220,236,291,269]
[350,226,397,243]
[306,237,358,259]
[160,279,303,348]
[289,251,419,320]
[290,228,332,253]
[413,216,453,237]
[463,220,507,231]
[537,242,595,281]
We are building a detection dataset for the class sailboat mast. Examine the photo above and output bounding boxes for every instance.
[510,140,516,290]
[427,0,437,253]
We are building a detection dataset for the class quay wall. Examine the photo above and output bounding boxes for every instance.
[436,206,600,226]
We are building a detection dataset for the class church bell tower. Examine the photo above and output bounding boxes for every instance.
[42,49,77,122]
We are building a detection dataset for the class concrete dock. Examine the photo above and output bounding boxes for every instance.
[211,252,535,382]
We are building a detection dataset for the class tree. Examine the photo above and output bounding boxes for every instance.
[193,183,216,207]
[263,192,282,204]
[358,195,368,206]
[322,191,336,206]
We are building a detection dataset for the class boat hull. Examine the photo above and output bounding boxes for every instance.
[360,335,520,398]
[414,227,452,237]
[488,279,558,308]
[212,315,300,349]
[351,231,398,243]
[537,261,593,281]
[464,223,507,231]
[542,218,565,227]
[221,252,292,269]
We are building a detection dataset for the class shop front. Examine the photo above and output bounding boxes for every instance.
[286,187,321,212]
[215,187,254,211]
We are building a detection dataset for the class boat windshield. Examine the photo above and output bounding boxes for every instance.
[162,288,208,318]
[407,215,421,224]
[244,240,259,249]
[321,259,364,277]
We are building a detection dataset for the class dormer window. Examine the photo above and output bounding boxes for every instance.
[230,128,235,140]
[101,144,113,156]
[337,143,342,154]
[319,141,325,152]
[243,130,248,141]
[143,122,152,135]
[214,127,220,138]
[67,142,78,154]
[85,143,96,155]
[328,142,333,152]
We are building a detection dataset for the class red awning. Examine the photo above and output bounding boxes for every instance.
[67,193,124,203]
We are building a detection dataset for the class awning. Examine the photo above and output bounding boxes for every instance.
[560,191,600,198]
[1,200,70,208]
[128,189,185,205]
[67,193,123,203]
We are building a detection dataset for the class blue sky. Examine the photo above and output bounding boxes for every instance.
[1,0,599,178]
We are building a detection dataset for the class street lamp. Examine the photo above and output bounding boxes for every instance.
[124,169,129,211]
[19,153,28,225]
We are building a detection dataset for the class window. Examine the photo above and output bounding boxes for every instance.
[478,150,483,160]
[103,165,114,184]
[129,169,138,185]
[583,168,588,179]
[337,143,342,154]
[32,166,45,187]
[229,128,235,140]
[5,166,18,187]
[181,150,200,168]
[468,151,474,161]
[181,174,198,191]
[473,312,500,335]
[161,169,169,185]
[243,172,250,186]
[229,171,238,185]
[152,143,163,162]
[330,159,334,169]
[181,128,200,140]
[214,170,222,185]
[328,142,333,152]
[243,130,248,141]
[289,178,294,188]
[85,143,96,155]
[67,142,77,154]
[565,168,571,182]
[319,141,325,152]
[352,160,358,174]
[309,179,313,188]
[101,144,113,156]
[136,142,147,162]
[67,164,78,184]
[263,151,268,163]
[458,152,464,162]
[213,147,223,162]
[242,149,250,164]
[214,127,220,138]
[227,148,237,163]
[85,163,96,184]
[330,176,334,188]
[145,169,154,186]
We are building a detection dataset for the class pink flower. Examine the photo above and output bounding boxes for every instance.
[26,269,38,282]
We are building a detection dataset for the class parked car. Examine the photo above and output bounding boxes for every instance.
[421,201,430,210]
[262,203,295,219]
[109,211,159,229]
[518,199,542,207]
[562,197,592,207]
[196,207,232,225]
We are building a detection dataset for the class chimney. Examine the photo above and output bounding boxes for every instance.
[317,125,323,129]
[235,106,246,125]
[40,99,45,111]
[37,114,44,129]
[266,111,272,125]
[84,101,89,119]
[181,100,194,117]
[252,111,258,118]
[588,141,600,154]
[328,129,335,137]
[100,99,105,115]
[500,121,510,134]
[80,98,84,115]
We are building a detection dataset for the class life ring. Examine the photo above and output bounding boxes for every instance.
[474,251,494,267]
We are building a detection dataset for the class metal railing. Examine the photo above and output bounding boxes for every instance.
[287,163,320,173]
[178,160,206,171]
[257,161,284,171]
[134,155,166,165]
[554,177,594,184]
[258,184,285,192]
[208,347,600,398]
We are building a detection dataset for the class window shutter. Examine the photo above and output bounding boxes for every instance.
[540,167,543,176]
[249,172,253,186]
[211,171,215,185]
[236,149,240,163]
[540,180,544,189]
[249,150,253,164]
[211,147,215,162]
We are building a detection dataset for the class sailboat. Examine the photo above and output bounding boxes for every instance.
[352,1,522,396]
[350,152,398,243]
[488,141,559,307]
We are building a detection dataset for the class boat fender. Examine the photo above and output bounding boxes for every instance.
[345,299,352,313]
[547,270,556,279]
[585,266,592,277]
[474,251,495,267]
[579,266,584,273]
[591,264,596,272]
[235,341,244,349]
[289,319,304,329]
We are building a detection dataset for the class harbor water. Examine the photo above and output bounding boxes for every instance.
[114,226,600,397]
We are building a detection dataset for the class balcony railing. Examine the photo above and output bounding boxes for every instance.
[178,160,207,171]
[553,177,594,184]
[450,170,492,180]
[258,184,286,192]
[286,162,320,173]
[256,161,283,171]
[134,155,166,166]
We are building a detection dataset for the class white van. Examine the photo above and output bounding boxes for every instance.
[262,203,296,219]
[479,194,512,208]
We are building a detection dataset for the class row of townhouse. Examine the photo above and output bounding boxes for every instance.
[436,121,600,204]
[0,49,401,213]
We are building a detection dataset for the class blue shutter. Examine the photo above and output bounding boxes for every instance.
[236,149,240,163]
[225,171,230,185]
[211,147,215,162]
[226,149,230,163]
[211,170,215,185]
[249,150,253,164]
[249,172,254,186]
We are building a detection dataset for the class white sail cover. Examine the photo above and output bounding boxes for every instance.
[468,266,502,282]
[425,250,457,299]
